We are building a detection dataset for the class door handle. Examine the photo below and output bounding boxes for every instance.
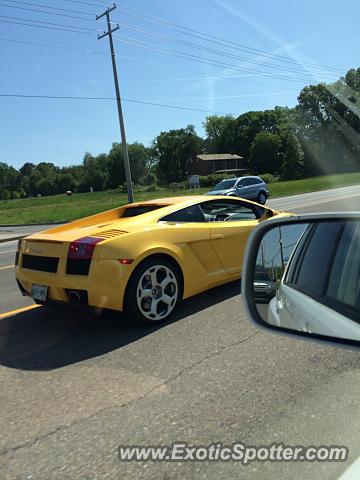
[212,234,224,239]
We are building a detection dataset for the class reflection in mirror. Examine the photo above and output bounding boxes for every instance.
[253,220,360,341]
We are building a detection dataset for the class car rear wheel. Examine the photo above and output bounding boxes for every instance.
[125,258,182,325]
[258,192,267,205]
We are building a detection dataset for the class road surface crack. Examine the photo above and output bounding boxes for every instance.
[0,330,259,457]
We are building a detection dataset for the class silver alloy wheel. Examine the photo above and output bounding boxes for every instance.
[136,265,179,321]
[258,192,266,204]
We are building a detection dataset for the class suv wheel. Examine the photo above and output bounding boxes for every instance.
[258,192,267,205]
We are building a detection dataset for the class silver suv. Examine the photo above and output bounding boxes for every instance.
[205,176,270,204]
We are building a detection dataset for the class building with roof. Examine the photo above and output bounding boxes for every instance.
[186,153,247,176]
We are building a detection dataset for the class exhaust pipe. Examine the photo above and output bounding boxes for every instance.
[68,290,81,302]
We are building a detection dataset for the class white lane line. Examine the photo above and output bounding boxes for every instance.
[0,250,16,255]
[272,192,360,211]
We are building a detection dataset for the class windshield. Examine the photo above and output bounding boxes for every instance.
[211,179,237,191]
[255,272,272,282]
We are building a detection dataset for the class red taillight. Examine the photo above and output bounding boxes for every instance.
[67,237,102,259]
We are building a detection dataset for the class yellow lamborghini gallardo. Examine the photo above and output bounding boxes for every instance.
[15,195,291,324]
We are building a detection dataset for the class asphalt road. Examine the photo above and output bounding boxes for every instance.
[1,186,360,480]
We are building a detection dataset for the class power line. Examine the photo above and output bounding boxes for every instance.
[1,1,344,79]
[264,248,281,265]
[2,0,94,16]
[0,18,94,33]
[113,21,337,79]
[283,241,299,249]
[113,34,326,84]
[0,15,327,84]
[0,14,97,31]
[1,2,337,79]
[0,93,236,114]
[56,0,105,7]
[0,36,299,91]
[1,2,337,78]
[4,1,345,75]
[115,3,345,74]
[0,2,106,22]
[0,36,110,54]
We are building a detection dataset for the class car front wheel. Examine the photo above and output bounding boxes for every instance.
[125,258,182,325]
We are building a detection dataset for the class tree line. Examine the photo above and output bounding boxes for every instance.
[1,67,359,200]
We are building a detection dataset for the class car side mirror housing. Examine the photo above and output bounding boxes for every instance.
[242,213,360,348]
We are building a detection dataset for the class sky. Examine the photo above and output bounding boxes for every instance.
[0,0,359,169]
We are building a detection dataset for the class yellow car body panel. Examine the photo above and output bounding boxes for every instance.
[15,195,292,313]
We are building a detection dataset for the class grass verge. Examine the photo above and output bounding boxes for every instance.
[0,172,359,224]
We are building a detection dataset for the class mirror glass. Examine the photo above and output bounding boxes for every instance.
[253,220,360,341]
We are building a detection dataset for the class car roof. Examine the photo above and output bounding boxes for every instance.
[219,176,262,181]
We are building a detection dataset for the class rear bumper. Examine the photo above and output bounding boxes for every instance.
[15,256,132,312]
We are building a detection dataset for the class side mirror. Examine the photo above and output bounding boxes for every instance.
[242,214,360,347]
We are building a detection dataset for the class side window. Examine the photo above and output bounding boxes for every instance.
[201,200,262,222]
[236,179,245,188]
[285,222,344,297]
[326,222,360,312]
[160,204,205,223]
[246,178,256,186]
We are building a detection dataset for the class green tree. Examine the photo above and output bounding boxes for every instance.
[281,132,305,180]
[19,162,36,177]
[80,152,109,191]
[107,142,148,188]
[218,108,292,166]
[203,115,235,153]
[56,173,75,192]
[296,73,360,175]
[36,177,55,196]
[249,132,283,174]
[153,125,203,184]
[0,162,21,197]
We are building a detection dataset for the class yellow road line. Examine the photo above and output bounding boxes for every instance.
[0,304,41,319]
[0,265,14,270]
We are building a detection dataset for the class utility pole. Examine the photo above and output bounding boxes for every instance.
[96,3,134,203]
[279,227,285,270]
[261,243,265,268]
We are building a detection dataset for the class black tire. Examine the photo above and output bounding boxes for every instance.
[124,257,183,325]
[257,191,267,205]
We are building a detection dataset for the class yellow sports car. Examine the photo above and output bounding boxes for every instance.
[15,195,291,324]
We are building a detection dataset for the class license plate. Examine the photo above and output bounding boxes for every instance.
[31,284,48,301]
